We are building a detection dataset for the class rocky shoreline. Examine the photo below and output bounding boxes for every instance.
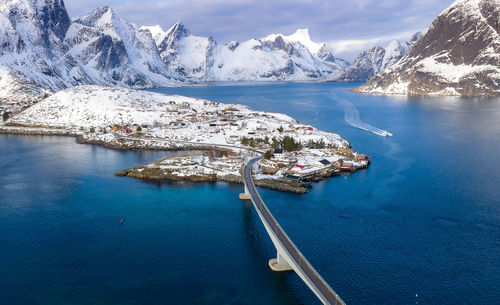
[116,166,310,194]
[0,126,309,193]
[0,126,235,154]
[0,126,77,137]
[75,135,237,154]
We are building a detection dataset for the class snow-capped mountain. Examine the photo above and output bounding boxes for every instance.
[142,22,216,79]
[337,33,421,82]
[143,24,349,81]
[69,6,181,87]
[0,0,182,107]
[355,0,500,96]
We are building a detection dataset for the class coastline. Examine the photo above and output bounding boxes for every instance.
[0,85,370,194]
[116,167,310,194]
[0,125,367,194]
[0,126,311,193]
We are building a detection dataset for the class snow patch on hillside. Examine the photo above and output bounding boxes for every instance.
[418,57,497,82]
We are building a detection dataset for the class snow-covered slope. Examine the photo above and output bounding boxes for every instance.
[70,6,181,87]
[337,33,421,82]
[8,85,349,148]
[0,0,182,109]
[142,22,215,79]
[143,25,349,81]
[0,66,51,116]
[355,0,500,96]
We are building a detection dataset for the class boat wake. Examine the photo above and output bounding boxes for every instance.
[334,94,393,137]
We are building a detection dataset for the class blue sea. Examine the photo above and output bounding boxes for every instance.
[1,82,499,305]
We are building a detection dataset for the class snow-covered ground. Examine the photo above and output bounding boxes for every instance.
[7,85,349,148]
[3,84,368,191]
[119,147,369,193]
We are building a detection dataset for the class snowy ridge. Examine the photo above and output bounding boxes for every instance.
[336,33,421,82]
[262,28,323,55]
[0,0,183,111]
[355,0,500,96]
[141,22,215,79]
[143,24,348,81]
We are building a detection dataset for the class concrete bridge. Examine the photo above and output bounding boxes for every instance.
[240,157,346,305]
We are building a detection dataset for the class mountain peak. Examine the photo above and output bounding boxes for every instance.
[287,28,323,53]
[141,24,166,44]
[384,39,404,51]
[409,31,423,44]
[76,6,116,29]
[290,28,311,41]
[262,28,322,54]
[355,0,500,96]
[167,21,190,36]
[0,0,70,44]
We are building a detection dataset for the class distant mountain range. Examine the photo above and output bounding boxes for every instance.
[2,0,497,104]
[355,0,500,96]
[142,22,424,83]
[0,0,419,105]
[142,23,350,81]
[336,33,421,82]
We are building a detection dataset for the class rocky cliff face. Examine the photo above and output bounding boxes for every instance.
[142,22,216,79]
[0,0,182,107]
[69,6,181,87]
[337,33,421,82]
[354,0,500,96]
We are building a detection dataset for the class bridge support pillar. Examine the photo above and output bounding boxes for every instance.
[269,251,293,272]
[239,185,251,200]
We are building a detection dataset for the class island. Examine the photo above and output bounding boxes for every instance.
[1,85,370,193]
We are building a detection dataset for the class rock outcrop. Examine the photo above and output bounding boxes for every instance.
[337,33,421,82]
[354,0,500,96]
[0,0,183,108]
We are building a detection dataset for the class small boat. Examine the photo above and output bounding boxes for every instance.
[381,131,393,137]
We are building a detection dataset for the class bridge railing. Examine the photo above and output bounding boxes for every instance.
[244,158,345,305]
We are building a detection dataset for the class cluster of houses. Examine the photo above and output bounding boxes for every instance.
[1,100,34,119]
[110,124,148,134]
[101,98,340,152]
[273,149,370,183]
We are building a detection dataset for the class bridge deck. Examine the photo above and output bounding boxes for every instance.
[243,157,346,305]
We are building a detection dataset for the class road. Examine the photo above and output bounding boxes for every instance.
[243,157,346,305]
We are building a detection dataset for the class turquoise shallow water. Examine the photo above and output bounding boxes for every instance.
[1,82,500,305]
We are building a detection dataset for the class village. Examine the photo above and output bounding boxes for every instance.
[102,102,371,191]
[2,85,371,192]
[93,97,370,190]
[115,142,370,193]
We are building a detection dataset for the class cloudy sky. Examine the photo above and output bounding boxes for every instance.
[65,0,454,60]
